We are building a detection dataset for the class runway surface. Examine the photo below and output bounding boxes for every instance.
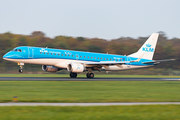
[0,77,180,81]
[0,102,180,106]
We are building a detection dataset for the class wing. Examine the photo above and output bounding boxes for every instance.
[85,61,130,65]
[84,61,130,70]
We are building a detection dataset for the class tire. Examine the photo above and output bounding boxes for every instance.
[86,73,90,78]
[86,73,94,78]
[19,69,23,73]
[70,72,77,78]
[89,73,94,78]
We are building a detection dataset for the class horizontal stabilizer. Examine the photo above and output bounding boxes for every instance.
[143,59,175,64]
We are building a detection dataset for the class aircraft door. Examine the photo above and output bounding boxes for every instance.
[28,47,34,58]
[127,57,131,67]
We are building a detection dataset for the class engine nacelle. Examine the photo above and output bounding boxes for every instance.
[42,65,59,72]
[67,63,85,73]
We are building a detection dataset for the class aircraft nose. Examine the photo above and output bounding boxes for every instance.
[3,53,12,60]
[3,54,8,60]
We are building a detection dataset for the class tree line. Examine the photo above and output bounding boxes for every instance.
[0,31,179,72]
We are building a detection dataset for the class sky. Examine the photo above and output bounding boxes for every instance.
[0,0,180,40]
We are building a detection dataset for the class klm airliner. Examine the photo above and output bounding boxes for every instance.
[3,33,174,78]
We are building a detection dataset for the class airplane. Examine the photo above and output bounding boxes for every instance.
[3,33,174,78]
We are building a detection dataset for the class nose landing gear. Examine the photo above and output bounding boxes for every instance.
[19,69,23,73]
[18,63,24,73]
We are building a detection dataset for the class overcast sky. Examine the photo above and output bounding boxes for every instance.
[0,0,180,40]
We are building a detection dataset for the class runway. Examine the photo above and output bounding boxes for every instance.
[0,77,180,81]
[0,102,180,106]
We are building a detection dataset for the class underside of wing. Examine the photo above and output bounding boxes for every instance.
[85,61,130,65]
[84,61,130,71]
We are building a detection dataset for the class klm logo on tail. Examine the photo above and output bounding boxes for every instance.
[142,43,154,52]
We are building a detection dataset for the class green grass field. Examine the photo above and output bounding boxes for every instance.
[1,80,180,119]
[0,81,180,103]
[0,74,180,78]
[0,105,180,120]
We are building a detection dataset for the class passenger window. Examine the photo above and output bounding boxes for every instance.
[84,56,86,58]
[69,55,70,57]
[54,53,56,55]
[51,53,53,55]
[72,55,74,57]
[94,57,96,59]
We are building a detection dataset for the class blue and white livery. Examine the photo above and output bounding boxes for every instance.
[3,33,174,78]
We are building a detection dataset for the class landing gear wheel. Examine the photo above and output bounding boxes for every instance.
[86,73,90,78]
[19,69,23,73]
[86,73,94,78]
[70,72,77,78]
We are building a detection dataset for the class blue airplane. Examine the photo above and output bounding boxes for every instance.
[3,33,174,78]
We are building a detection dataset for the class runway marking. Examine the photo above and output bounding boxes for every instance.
[0,102,180,106]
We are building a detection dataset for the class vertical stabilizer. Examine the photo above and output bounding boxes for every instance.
[128,33,159,60]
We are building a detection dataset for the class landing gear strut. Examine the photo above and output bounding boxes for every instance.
[86,72,94,78]
[70,72,77,78]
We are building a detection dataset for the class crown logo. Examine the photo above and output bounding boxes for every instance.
[146,43,151,47]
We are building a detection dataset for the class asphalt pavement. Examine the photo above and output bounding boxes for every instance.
[0,77,180,81]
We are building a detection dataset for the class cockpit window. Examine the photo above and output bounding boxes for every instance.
[12,49,22,52]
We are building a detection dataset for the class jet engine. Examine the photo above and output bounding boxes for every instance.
[67,63,86,73]
[42,65,59,72]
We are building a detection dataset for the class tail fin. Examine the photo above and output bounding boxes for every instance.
[128,33,159,60]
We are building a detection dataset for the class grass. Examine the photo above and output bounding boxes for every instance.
[0,105,180,120]
[0,74,180,78]
[0,81,180,103]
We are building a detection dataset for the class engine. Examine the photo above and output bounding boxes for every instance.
[67,63,86,73]
[42,65,59,72]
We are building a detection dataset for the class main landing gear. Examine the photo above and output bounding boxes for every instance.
[70,72,77,78]
[86,72,94,78]
[69,72,94,78]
